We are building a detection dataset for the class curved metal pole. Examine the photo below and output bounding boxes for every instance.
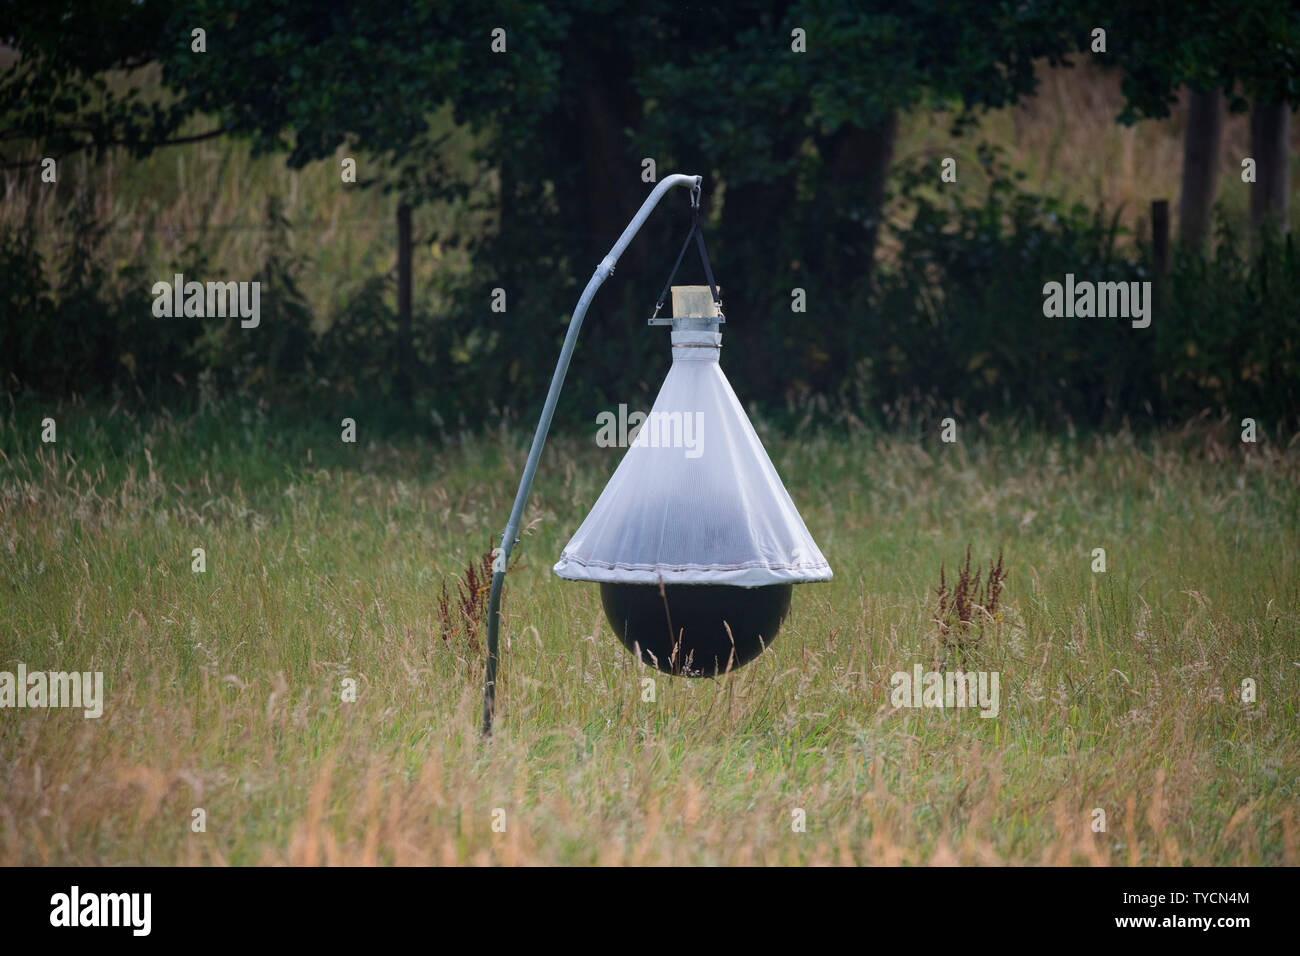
[481,173,703,736]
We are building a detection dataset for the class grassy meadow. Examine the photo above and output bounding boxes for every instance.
[1,399,1297,865]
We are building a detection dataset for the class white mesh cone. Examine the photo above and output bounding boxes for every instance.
[553,327,832,586]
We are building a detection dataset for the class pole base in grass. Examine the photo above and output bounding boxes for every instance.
[600,582,793,676]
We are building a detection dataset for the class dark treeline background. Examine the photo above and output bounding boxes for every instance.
[2,0,1298,433]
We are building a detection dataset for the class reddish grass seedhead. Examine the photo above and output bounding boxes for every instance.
[436,537,523,650]
[934,544,1006,660]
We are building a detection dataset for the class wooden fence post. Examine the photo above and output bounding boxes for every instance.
[397,202,413,390]
[397,202,412,325]
[1151,199,1169,287]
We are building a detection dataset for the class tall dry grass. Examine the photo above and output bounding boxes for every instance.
[1,401,1296,864]
[895,59,1297,242]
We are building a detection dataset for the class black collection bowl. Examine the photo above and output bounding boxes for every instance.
[599,582,793,676]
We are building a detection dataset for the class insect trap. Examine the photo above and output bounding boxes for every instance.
[481,175,831,734]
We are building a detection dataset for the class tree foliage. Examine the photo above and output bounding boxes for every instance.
[1080,0,1300,121]
[4,0,1297,424]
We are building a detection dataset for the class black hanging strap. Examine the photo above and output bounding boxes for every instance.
[693,220,721,311]
[651,206,724,322]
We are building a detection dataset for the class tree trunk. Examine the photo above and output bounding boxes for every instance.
[1178,88,1223,249]
[802,113,896,392]
[718,173,799,394]
[575,47,645,272]
[819,112,897,279]
[1249,101,1291,241]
